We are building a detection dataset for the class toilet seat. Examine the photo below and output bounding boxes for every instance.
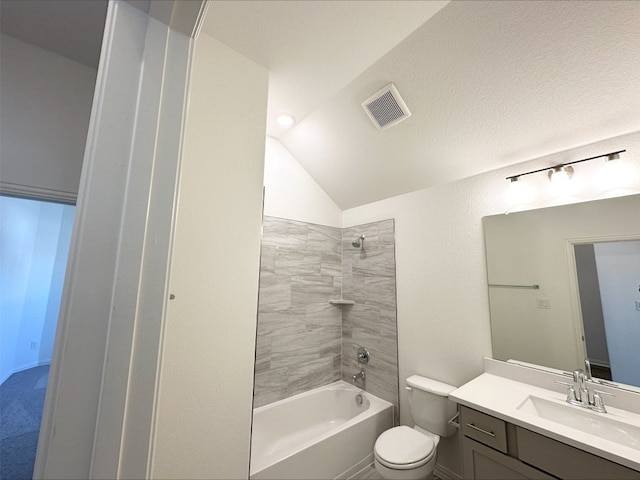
[374,426,436,470]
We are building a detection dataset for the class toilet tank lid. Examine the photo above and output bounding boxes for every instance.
[406,375,457,395]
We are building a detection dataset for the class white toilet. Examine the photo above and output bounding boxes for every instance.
[374,375,457,480]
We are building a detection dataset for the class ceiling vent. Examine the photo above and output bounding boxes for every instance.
[361,83,411,131]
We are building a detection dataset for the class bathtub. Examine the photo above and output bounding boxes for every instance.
[250,381,394,480]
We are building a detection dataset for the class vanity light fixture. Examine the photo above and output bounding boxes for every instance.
[506,176,533,205]
[600,151,637,189]
[548,165,574,184]
[506,150,626,185]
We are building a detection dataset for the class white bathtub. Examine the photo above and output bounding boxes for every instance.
[250,381,394,480]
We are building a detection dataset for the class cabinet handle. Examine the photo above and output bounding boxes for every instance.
[466,423,496,437]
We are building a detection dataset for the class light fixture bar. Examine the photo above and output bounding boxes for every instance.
[506,149,626,181]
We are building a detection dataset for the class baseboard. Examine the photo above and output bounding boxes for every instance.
[0,361,51,386]
[435,463,462,480]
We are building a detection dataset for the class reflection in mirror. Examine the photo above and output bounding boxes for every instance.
[575,240,640,386]
[484,194,640,390]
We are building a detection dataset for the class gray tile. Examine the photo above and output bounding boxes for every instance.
[362,276,396,309]
[262,217,308,248]
[305,324,341,356]
[306,303,341,327]
[308,223,341,253]
[332,276,343,298]
[257,272,291,312]
[259,245,276,274]
[291,275,334,304]
[352,247,396,277]
[255,217,399,410]
[257,309,306,337]
[320,251,342,276]
[254,336,271,375]
[287,357,338,397]
[271,331,321,369]
[254,368,288,407]
[275,247,322,276]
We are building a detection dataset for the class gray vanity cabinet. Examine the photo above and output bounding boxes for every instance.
[460,406,640,480]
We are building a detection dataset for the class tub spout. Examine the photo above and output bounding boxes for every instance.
[352,370,365,382]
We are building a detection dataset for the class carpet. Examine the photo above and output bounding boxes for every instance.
[0,365,49,480]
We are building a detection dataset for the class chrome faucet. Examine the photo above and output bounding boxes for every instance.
[352,370,366,382]
[556,368,614,413]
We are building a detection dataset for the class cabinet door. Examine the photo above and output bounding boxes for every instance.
[463,437,557,480]
[516,427,640,480]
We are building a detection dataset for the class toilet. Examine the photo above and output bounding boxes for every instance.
[374,375,457,480]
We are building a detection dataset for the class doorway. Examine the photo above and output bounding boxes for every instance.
[0,195,75,479]
[574,238,640,387]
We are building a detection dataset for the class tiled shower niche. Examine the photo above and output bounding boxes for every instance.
[254,216,399,416]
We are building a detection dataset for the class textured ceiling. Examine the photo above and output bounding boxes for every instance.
[204,0,640,209]
[4,1,639,210]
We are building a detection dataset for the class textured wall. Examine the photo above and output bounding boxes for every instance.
[152,31,268,479]
[341,131,640,477]
[255,217,343,407]
[342,219,399,415]
[255,217,399,412]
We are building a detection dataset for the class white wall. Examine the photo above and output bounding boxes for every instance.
[343,130,640,475]
[595,240,640,386]
[264,136,342,227]
[34,2,197,478]
[0,197,74,383]
[0,34,96,201]
[151,32,268,479]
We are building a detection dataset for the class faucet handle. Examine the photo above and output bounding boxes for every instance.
[591,389,615,413]
[593,389,615,397]
[555,380,579,404]
[584,359,593,381]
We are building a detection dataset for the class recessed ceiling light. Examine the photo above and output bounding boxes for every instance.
[275,114,295,127]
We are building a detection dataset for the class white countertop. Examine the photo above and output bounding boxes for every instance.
[450,371,640,472]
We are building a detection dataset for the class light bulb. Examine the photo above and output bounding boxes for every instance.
[506,177,533,206]
[275,114,295,127]
[599,153,636,190]
[548,165,574,196]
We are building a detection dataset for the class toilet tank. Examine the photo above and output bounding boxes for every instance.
[406,375,458,437]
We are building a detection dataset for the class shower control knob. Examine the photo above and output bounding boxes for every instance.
[357,347,370,364]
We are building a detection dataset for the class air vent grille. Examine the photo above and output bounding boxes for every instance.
[362,83,411,131]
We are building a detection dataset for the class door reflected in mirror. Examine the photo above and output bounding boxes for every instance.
[575,240,640,386]
[483,194,640,390]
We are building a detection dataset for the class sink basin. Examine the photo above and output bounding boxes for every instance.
[517,395,640,449]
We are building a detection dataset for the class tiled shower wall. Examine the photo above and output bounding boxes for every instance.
[341,219,398,412]
[254,217,342,407]
[254,216,398,413]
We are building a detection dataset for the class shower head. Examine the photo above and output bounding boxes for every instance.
[352,235,365,248]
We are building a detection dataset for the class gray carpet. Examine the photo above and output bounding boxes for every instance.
[0,365,49,480]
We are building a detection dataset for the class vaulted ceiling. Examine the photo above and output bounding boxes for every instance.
[204,1,640,209]
[4,1,639,210]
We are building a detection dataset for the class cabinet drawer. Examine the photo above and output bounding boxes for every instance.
[516,427,640,480]
[463,437,556,480]
[460,406,508,453]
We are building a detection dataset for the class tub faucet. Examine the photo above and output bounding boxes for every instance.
[352,370,365,382]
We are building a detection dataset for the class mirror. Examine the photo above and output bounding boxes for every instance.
[483,194,640,390]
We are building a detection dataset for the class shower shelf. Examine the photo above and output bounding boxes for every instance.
[328,299,355,305]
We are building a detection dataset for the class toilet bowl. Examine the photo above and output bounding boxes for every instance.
[374,426,439,480]
[373,375,457,480]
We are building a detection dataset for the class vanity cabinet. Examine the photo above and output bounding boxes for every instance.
[461,406,640,480]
